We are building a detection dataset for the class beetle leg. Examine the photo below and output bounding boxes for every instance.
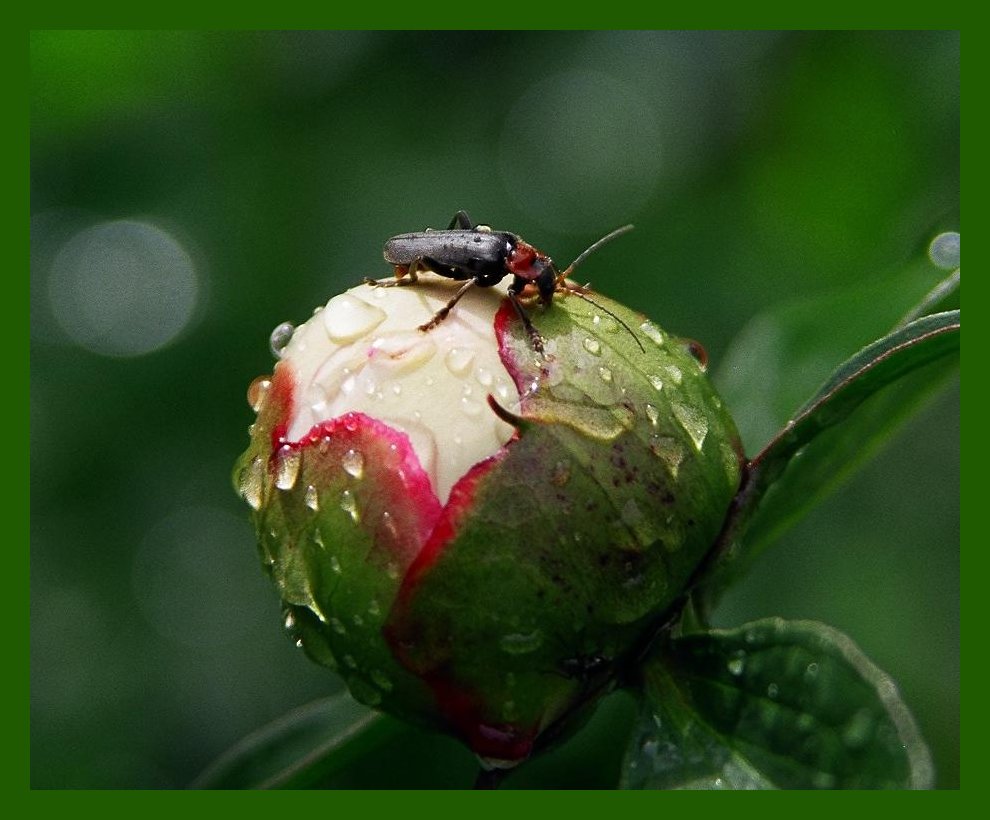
[507,289,546,356]
[418,279,478,332]
[363,260,422,288]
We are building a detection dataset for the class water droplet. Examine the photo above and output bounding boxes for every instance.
[330,617,346,635]
[385,560,400,581]
[305,484,319,510]
[649,436,684,478]
[592,314,601,326]
[352,614,364,627]
[841,708,874,749]
[460,397,482,417]
[727,651,745,676]
[767,683,779,699]
[499,630,544,655]
[928,231,960,270]
[648,374,663,391]
[312,528,325,547]
[329,555,342,574]
[340,490,360,523]
[239,456,265,510]
[323,293,387,342]
[661,364,682,385]
[812,772,836,789]
[283,612,296,630]
[275,446,302,490]
[445,346,476,376]
[805,662,819,681]
[599,366,612,383]
[342,449,365,479]
[370,669,393,692]
[348,676,382,706]
[269,321,295,358]
[645,403,659,427]
[672,402,709,451]
[583,337,601,355]
[247,376,272,412]
[475,366,494,387]
[368,599,381,617]
[639,321,664,346]
[367,332,437,373]
[274,448,302,490]
[295,638,304,649]
[342,654,358,669]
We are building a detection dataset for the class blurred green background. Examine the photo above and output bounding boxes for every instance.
[30,30,958,789]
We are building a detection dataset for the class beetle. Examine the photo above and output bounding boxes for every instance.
[364,211,640,354]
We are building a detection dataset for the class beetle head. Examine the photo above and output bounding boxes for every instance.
[507,241,557,304]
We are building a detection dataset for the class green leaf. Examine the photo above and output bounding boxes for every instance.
[190,693,395,789]
[621,618,933,789]
[697,310,958,607]
[715,261,958,455]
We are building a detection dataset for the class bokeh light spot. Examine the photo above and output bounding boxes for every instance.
[48,219,199,357]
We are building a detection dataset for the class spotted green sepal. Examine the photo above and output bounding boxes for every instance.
[384,291,743,759]
[621,618,933,789]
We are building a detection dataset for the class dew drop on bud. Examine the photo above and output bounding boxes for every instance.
[639,320,665,346]
[499,630,544,655]
[445,346,476,376]
[661,364,683,386]
[269,321,295,358]
[598,366,613,383]
[247,375,272,412]
[274,448,302,490]
[340,489,360,523]
[323,293,387,342]
[239,456,265,510]
[370,669,393,692]
[284,611,296,631]
[648,374,663,392]
[583,338,601,355]
[342,449,365,479]
[645,403,659,428]
[305,484,319,510]
[672,402,709,451]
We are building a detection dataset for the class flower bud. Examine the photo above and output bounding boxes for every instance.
[234,276,742,766]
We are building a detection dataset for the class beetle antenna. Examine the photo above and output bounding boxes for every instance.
[559,224,634,280]
[562,288,646,353]
[553,225,644,353]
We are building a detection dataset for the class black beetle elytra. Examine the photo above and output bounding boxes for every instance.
[364,211,639,355]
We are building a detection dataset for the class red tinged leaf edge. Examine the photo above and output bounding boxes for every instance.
[265,331,535,761]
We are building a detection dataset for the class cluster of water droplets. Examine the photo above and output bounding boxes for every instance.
[260,284,520,504]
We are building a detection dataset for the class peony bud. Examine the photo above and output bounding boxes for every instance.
[234,275,742,767]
